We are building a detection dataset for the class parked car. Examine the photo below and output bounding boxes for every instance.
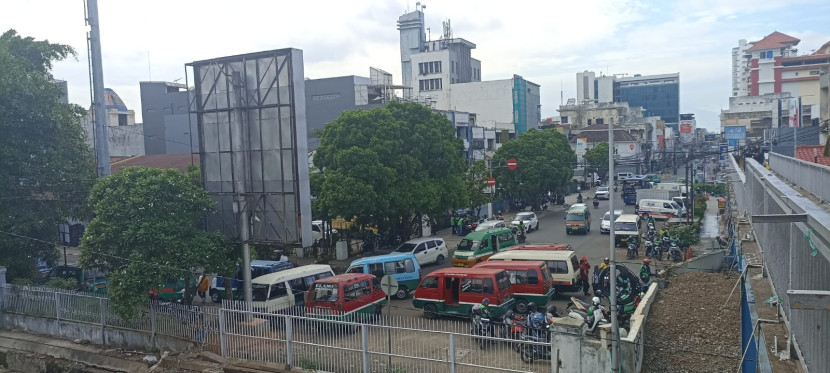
[210,260,294,303]
[394,237,448,266]
[595,186,610,200]
[511,212,539,231]
[489,250,581,294]
[346,253,421,299]
[251,264,335,313]
[475,220,507,232]
[600,209,623,234]
[412,267,515,319]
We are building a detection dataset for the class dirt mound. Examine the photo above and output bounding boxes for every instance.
[642,272,741,373]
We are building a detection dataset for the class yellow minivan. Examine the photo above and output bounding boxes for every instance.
[488,250,581,293]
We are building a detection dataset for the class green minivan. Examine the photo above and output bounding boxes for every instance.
[451,228,517,267]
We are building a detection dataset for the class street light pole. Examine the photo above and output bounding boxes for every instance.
[608,124,620,373]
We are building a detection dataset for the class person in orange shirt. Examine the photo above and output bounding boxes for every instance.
[196,274,210,303]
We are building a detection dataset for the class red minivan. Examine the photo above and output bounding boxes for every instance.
[473,261,555,313]
[305,273,387,322]
[412,268,515,319]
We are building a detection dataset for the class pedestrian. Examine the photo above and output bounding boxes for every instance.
[450,215,457,235]
[592,265,601,293]
[458,216,465,236]
[196,274,210,303]
[579,256,591,296]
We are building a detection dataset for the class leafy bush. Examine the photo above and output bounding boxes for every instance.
[694,183,726,196]
[693,195,707,220]
[670,225,698,246]
[45,277,79,290]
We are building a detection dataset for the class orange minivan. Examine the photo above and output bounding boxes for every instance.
[305,273,386,322]
[412,268,515,318]
[473,261,555,313]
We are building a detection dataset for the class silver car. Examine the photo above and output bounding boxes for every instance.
[600,209,623,234]
[595,186,610,200]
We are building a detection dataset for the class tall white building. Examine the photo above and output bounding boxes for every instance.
[732,39,753,97]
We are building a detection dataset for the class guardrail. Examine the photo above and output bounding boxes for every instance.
[768,152,830,203]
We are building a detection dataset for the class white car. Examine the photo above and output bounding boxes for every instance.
[475,220,507,232]
[600,209,623,234]
[595,186,610,200]
[394,237,448,266]
[511,212,539,232]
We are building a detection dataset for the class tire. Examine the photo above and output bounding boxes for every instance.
[566,230,571,235]
[514,298,529,314]
[424,304,438,319]
[521,345,534,364]
[210,290,220,303]
[435,254,445,265]
[395,286,409,300]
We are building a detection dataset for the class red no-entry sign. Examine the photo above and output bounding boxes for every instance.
[507,158,518,170]
[487,177,496,187]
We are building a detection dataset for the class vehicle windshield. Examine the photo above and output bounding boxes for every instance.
[457,239,479,252]
[597,187,608,192]
[252,284,269,302]
[495,271,512,292]
[309,283,339,302]
[566,213,584,221]
[394,243,417,253]
[516,213,533,220]
[615,222,638,232]
[603,212,621,222]
[671,203,681,210]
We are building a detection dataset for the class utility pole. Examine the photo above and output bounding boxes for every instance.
[608,124,620,372]
[230,71,253,309]
[794,97,801,157]
[86,0,110,177]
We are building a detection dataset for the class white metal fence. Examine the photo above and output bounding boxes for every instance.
[768,152,830,203]
[733,157,830,373]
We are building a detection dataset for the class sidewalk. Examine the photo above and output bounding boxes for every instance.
[697,196,721,251]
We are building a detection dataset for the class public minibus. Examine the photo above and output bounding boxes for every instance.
[305,273,387,322]
[412,267,515,319]
[451,228,517,267]
[565,204,591,235]
[637,199,682,220]
[473,260,555,313]
[488,250,581,293]
[614,214,641,247]
[509,243,573,251]
[210,260,294,303]
[250,264,335,313]
[346,253,421,300]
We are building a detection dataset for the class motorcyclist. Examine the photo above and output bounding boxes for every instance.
[517,221,526,236]
[599,257,610,272]
[576,193,583,204]
[545,305,560,322]
[472,298,491,318]
[526,302,546,335]
[640,259,653,285]
[593,197,599,208]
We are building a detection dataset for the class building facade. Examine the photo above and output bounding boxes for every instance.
[139,81,197,155]
[732,39,753,97]
[557,100,645,129]
[442,76,540,134]
[82,88,145,157]
[574,71,680,126]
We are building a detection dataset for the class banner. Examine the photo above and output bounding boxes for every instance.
[724,126,746,140]
[788,98,800,128]
[576,138,587,156]
[718,142,728,162]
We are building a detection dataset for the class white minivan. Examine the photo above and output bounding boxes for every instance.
[638,199,682,220]
[251,264,335,313]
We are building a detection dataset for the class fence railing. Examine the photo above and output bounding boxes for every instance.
[768,152,830,203]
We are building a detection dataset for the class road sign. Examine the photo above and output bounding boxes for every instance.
[507,158,518,170]
[380,275,399,297]
[487,177,496,187]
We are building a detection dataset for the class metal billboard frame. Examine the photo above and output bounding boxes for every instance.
[187,49,312,248]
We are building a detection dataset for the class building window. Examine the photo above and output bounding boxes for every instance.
[561,116,569,124]
[419,78,443,91]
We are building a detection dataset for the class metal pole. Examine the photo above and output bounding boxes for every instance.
[608,124,620,372]
[793,97,801,157]
[230,71,252,308]
[488,155,494,219]
[86,0,110,177]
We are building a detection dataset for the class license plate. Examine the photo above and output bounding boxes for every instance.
[572,227,579,230]
[621,238,627,242]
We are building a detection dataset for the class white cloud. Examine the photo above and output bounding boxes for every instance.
[2,0,828,131]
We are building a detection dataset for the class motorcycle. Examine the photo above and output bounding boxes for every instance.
[516,229,527,244]
[471,311,506,349]
[593,198,599,209]
[626,241,638,260]
[576,194,583,204]
[519,325,552,364]
[644,240,657,259]
[669,238,683,262]
[568,307,610,335]
[657,236,671,261]
[566,296,591,312]
[503,311,527,352]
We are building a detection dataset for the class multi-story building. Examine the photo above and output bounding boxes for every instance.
[732,39,753,97]
[574,71,680,127]
[557,100,646,129]
[139,81,197,155]
[82,88,145,157]
[397,9,538,134]
[720,93,790,140]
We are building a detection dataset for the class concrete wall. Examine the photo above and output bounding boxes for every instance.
[140,82,191,155]
[305,76,384,149]
[81,116,145,157]
[673,249,727,274]
[450,79,514,128]
[1,313,194,353]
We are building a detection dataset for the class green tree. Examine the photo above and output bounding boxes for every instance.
[493,129,576,209]
[80,167,235,318]
[0,30,95,280]
[583,142,610,181]
[463,160,491,216]
[313,101,467,238]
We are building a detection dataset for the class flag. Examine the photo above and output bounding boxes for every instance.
[787,98,800,128]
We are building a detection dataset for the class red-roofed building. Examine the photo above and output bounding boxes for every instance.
[795,145,830,167]
[110,154,199,174]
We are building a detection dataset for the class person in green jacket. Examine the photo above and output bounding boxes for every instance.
[450,215,457,235]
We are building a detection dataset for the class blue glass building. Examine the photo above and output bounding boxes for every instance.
[613,73,679,125]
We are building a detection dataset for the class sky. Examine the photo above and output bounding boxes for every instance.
[3,0,830,131]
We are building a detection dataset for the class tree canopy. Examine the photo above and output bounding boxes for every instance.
[80,166,235,318]
[0,30,95,280]
[463,160,490,215]
[583,142,610,181]
[492,129,575,208]
[312,101,467,238]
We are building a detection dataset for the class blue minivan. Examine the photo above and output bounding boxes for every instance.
[210,260,294,303]
[346,253,422,300]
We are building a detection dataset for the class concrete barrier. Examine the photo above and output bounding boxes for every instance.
[672,249,727,274]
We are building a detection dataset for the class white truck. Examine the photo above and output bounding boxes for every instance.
[636,189,680,205]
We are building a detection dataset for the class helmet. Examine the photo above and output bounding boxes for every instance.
[643,259,651,264]
[527,302,537,313]
[603,257,610,263]
[482,298,490,305]
[581,256,588,262]
[546,305,558,317]
[592,297,601,307]
[504,310,514,320]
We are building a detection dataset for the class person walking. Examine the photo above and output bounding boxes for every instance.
[579,256,591,296]
[592,265,601,294]
[196,274,210,303]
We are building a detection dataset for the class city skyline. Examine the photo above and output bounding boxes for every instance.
[3,0,830,131]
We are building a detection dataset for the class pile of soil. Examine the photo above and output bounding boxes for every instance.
[642,272,741,373]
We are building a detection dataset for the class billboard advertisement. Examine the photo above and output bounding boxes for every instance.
[724,126,746,140]
[576,138,587,156]
[719,142,728,162]
[679,122,693,134]
[788,98,800,128]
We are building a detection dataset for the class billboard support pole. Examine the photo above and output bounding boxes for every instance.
[230,71,253,309]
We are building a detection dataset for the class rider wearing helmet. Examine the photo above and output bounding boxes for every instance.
[527,302,546,331]
[472,298,491,317]
[640,259,653,284]
[599,257,610,271]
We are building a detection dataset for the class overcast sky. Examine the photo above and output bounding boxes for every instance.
[4,0,830,131]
